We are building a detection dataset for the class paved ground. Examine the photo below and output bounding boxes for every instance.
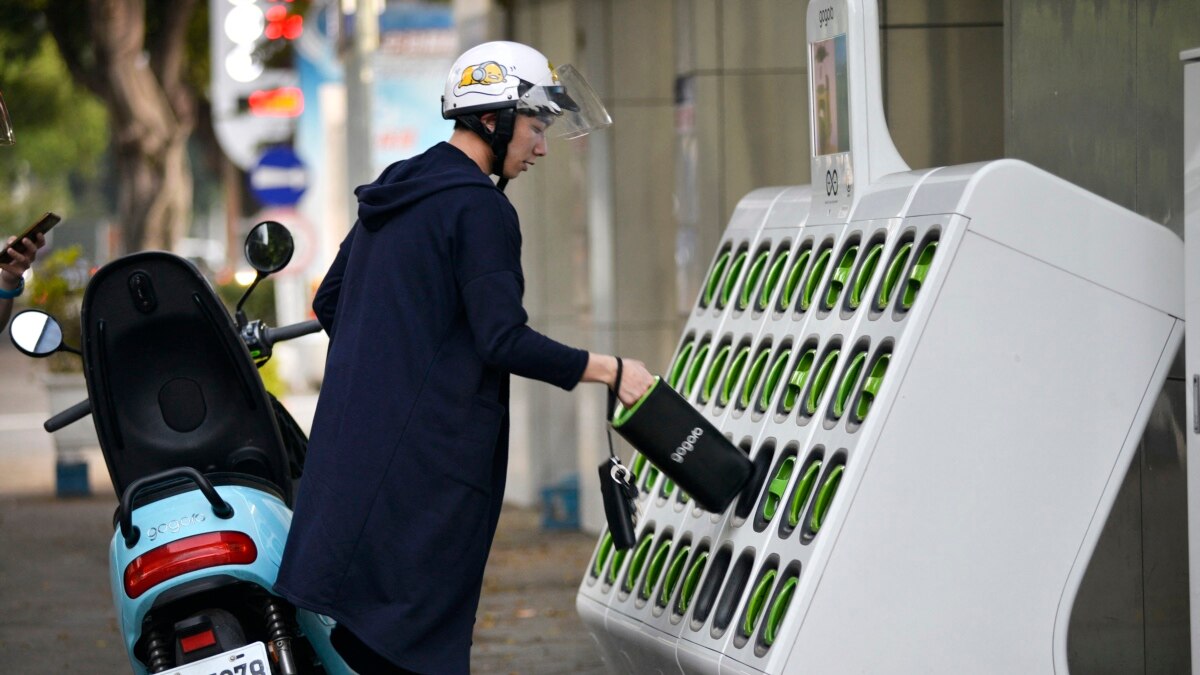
[0,495,604,674]
[0,341,608,674]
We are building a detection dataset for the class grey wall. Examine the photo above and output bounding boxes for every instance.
[1067,383,1191,674]
[1006,0,1200,234]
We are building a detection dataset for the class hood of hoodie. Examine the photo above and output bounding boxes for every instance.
[354,142,498,231]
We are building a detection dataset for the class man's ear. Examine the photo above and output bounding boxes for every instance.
[479,112,497,133]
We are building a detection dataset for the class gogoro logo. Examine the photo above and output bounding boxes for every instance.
[670,427,705,464]
[146,513,206,542]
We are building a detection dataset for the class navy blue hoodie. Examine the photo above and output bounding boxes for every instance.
[275,142,588,673]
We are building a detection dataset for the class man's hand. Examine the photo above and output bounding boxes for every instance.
[583,353,656,407]
[0,233,46,289]
[612,358,654,407]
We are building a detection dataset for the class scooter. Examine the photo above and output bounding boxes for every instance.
[9,221,351,675]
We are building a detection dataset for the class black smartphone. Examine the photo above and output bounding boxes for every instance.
[0,212,60,265]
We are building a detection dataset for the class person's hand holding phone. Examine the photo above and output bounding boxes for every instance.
[1,231,46,289]
[0,212,57,293]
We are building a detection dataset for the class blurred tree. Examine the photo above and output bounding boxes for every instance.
[18,0,206,253]
[0,29,108,231]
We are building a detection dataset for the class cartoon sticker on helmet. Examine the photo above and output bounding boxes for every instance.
[454,61,519,98]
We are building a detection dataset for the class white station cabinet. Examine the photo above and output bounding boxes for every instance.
[578,2,1184,673]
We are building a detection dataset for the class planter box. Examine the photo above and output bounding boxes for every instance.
[43,371,101,496]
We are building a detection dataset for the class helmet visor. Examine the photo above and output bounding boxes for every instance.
[0,91,13,145]
[517,64,611,139]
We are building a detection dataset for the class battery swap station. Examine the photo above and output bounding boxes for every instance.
[576,1,1183,673]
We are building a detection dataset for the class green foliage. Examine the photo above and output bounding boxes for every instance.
[26,244,89,372]
[215,277,277,328]
[257,356,287,398]
[0,32,107,232]
[213,278,286,396]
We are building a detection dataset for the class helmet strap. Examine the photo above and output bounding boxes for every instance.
[490,108,516,192]
[459,109,517,192]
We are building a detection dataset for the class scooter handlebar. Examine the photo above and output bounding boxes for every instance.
[263,319,322,347]
[44,399,91,432]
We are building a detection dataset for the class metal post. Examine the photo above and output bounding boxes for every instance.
[346,0,379,208]
[1180,45,1200,674]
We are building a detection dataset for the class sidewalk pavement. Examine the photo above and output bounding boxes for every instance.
[0,341,607,673]
[0,495,605,674]
[0,339,59,495]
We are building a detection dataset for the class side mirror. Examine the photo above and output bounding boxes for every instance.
[235,221,295,327]
[244,220,294,275]
[9,309,64,357]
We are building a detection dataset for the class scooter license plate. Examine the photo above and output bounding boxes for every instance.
[164,641,270,675]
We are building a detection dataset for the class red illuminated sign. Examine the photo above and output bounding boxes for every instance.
[265,5,303,40]
[248,87,304,117]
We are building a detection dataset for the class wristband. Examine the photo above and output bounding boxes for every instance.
[0,275,24,299]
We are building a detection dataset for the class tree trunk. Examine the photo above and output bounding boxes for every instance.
[47,0,198,253]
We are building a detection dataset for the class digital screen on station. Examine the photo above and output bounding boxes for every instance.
[811,34,850,155]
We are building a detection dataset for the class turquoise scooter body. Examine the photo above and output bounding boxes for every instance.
[110,485,349,674]
[12,222,351,674]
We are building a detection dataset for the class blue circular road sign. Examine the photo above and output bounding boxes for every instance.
[249,146,308,207]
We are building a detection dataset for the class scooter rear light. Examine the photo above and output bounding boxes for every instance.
[179,628,217,654]
[123,531,257,599]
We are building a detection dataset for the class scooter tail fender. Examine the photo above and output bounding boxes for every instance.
[110,485,293,670]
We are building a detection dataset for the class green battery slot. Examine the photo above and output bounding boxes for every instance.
[592,531,614,578]
[719,250,748,308]
[805,349,840,416]
[849,241,884,309]
[662,478,676,498]
[641,537,675,600]
[659,544,692,607]
[763,575,798,646]
[787,460,822,529]
[759,251,790,311]
[719,344,752,408]
[761,456,796,522]
[702,344,732,403]
[901,239,938,309]
[781,347,817,413]
[832,349,868,419]
[623,533,655,594]
[810,464,846,534]
[738,348,772,410]
[739,250,771,310]
[877,241,912,310]
[702,250,731,307]
[631,453,647,483]
[780,247,812,310]
[668,340,695,390]
[759,348,792,411]
[684,341,711,398]
[643,463,661,492]
[742,568,778,638]
[824,244,858,310]
[800,247,832,312]
[677,550,709,615]
[607,548,628,586]
[854,352,891,422]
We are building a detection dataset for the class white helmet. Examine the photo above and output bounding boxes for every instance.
[442,41,611,141]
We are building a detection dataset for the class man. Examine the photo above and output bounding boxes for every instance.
[275,41,655,674]
[0,91,47,328]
